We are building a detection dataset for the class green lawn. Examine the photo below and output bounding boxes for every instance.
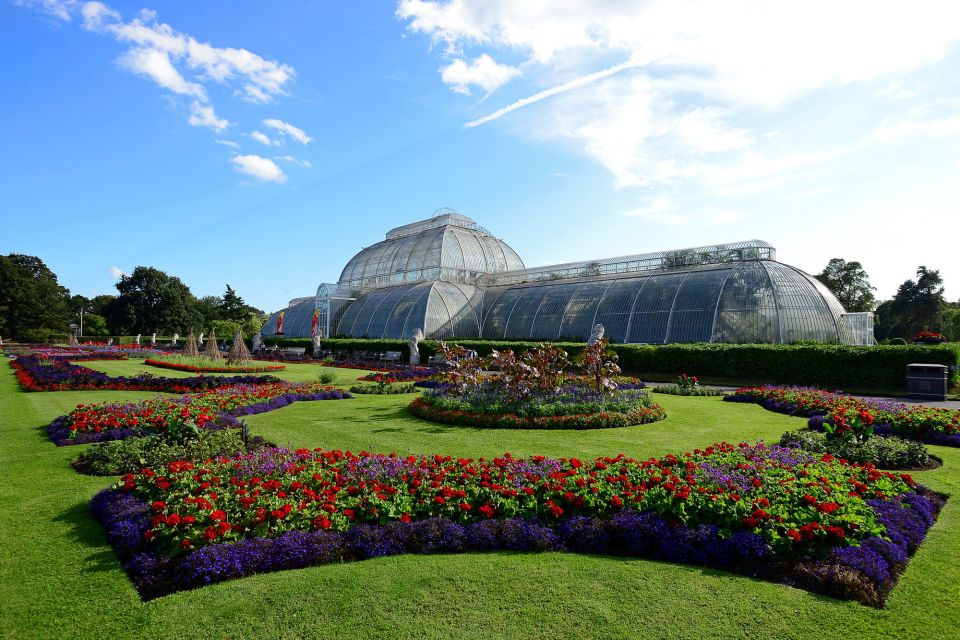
[1,359,958,639]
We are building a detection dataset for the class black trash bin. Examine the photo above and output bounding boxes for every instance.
[905,364,949,401]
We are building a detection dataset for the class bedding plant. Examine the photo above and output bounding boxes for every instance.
[92,441,942,605]
[725,385,960,446]
[12,355,280,393]
[145,355,285,374]
[48,382,352,445]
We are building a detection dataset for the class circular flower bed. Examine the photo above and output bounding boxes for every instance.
[410,383,665,429]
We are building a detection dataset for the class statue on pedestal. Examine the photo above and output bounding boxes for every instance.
[171,333,179,346]
[252,332,263,352]
[135,334,141,346]
[150,333,157,346]
[106,338,113,346]
[409,328,424,365]
[198,332,204,348]
[312,333,322,357]
[587,323,605,346]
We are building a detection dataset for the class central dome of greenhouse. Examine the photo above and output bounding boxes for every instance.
[337,208,525,289]
[260,209,874,345]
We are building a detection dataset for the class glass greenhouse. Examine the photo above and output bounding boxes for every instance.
[260,209,874,345]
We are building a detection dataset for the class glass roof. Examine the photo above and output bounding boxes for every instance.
[338,210,524,289]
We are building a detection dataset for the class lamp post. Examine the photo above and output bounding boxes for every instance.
[79,306,92,337]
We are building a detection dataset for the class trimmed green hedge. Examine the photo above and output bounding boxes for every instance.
[266,338,959,392]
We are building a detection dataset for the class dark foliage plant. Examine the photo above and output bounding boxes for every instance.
[778,430,930,470]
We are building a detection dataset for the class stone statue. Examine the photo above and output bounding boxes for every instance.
[409,328,424,365]
[135,334,141,346]
[198,332,204,347]
[106,338,113,346]
[587,323,605,346]
[312,333,322,356]
[172,333,179,346]
[252,332,263,352]
[150,333,157,346]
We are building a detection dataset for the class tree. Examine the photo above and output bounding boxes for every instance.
[103,267,201,334]
[815,258,876,312]
[81,313,110,336]
[219,284,263,323]
[875,266,946,339]
[0,254,72,339]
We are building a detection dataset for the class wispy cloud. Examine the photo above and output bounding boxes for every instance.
[250,130,278,146]
[622,195,745,226]
[274,155,312,169]
[440,54,520,96]
[188,102,229,132]
[231,154,287,183]
[263,119,312,145]
[464,60,640,128]
[214,138,240,148]
[107,265,125,279]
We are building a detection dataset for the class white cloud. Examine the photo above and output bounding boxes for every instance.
[440,54,520,95]
[81,4,296,104]
[263,119,313,145]
[275,155,312,168]
[107,265,125,279]
[119,47,206,98]
[16,0,78,21]
[250,130,277,146]
[187,101,229,131]
[401,0,960,193]
[215,138,240,148]
[871,102,960,143]
[231,154,287,183]
[622,195,745,226]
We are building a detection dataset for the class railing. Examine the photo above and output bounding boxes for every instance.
[477,240,776,287]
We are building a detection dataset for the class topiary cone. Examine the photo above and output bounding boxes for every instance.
[204,329,222,360]
[183,331,200,357]
[228,329,251,363]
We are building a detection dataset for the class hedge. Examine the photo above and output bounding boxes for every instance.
[268,338,959,392]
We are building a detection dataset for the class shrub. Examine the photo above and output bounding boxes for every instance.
[74,429,274,476]
[349,383,419,395]
[779,430,930,469]
[317,371,336,384]
[653,385,725,397]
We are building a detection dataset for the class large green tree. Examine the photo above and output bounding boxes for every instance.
[103,267,201,334]
[875,266,946,339]
[0,254,72,339]
[815,258,876,312]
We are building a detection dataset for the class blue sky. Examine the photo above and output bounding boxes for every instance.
[2,0,959,313]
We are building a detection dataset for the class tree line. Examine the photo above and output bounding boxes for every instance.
[0,254,266,341]
[815,258,953,341]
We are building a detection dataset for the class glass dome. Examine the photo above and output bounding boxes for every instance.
[337,210,524,289]
[479,260,847,344]
[260,298,318,338]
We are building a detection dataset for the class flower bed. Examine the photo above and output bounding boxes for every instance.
[145,356,285,374]
[725,385,960,447]
[410,395,665,429]
[47,383,352,445]
[411,383,665,430]
[653,385,726,397]
[91,441,942,604]
[12,355,280,393]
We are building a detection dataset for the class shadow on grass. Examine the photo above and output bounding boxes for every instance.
[52,500,123,574]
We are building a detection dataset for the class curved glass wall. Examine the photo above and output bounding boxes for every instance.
[334,282,483,340]
[480,261,848,344]
[261,299,318,338]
